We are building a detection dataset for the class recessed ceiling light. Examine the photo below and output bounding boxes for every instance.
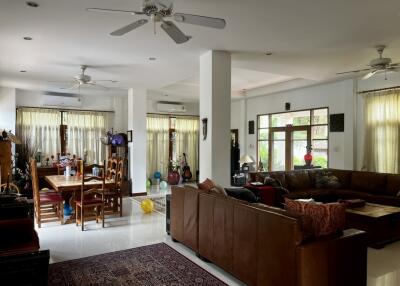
[149,57,156,61]
[23,36,33,40]
[26,1,39,8]
[20,70,27,73]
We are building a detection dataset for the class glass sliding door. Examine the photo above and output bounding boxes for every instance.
[269,129,286,171]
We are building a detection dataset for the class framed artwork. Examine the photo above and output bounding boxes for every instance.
[127,130,133,142]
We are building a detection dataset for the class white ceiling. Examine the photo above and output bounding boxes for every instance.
[1,0,400,100]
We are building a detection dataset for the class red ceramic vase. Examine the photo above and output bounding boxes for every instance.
[304,152,313,166]
[168,170,181,185]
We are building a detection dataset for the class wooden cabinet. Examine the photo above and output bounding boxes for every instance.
[0,141,11,185]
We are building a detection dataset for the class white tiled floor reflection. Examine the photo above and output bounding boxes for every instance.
[37,197,400,286]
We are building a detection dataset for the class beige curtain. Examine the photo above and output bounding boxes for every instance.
[363,89,400,173]
[175,117,199,176]
[16,108,61,158]
[147,114,170,178]
[65,111,108,164]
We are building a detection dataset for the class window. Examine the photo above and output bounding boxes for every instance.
[16,107,109,164]
[257,108,329,171]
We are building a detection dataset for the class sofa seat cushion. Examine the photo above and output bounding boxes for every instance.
[350,171,387,194]
[284,198,346,237]
[285,171,312,191]
[385,174,400,196]
[333,189,373,201]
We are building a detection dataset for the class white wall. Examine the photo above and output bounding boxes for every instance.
[0,87,16,133]
[236,79,355,170]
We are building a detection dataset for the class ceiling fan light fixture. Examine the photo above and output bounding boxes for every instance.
[23,36,33,40]
[149,57,157,61]
[26,1,39,8]
[20,70,27,73]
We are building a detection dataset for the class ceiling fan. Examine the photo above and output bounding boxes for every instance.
[49,65,118,90]
[87,0,226,44]
[337,45,399,80]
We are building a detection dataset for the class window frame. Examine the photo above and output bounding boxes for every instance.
[257,107,329,171]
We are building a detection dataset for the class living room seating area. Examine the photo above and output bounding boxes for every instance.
[170,184,368,286]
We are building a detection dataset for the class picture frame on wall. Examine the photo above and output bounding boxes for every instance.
[127,130,133,142]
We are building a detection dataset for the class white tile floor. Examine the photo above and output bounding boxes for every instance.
[37,197,400,286]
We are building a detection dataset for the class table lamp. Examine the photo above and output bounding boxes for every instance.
[239,155,254,172]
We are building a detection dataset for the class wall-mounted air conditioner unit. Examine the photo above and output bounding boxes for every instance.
[42,95,82,108]
[156,102,186,113]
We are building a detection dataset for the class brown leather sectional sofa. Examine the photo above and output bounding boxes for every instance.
[249,169,400,206]
[170,185,367,286]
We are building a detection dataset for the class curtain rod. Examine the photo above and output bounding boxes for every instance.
[147,112,199,118]
[16,106,115,113]
[358,85,400,94]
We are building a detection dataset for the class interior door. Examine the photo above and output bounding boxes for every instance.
[269,126,311,171]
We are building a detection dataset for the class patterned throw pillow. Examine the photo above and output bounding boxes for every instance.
[197,178,215,192]
[315,171,341,189]
[284,198,346,237]
[209,184,228,197]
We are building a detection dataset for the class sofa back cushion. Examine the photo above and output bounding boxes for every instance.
[284,198,346,237]
[285,171,311,191]
[350,171,387,194]
[327,169,352,188]
[385,174,400,196]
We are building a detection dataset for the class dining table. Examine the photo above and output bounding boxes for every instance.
[44,175,115,222]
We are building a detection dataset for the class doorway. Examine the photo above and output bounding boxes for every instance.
[269,125,311,171]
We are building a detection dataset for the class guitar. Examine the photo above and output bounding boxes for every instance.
[181,153,193,182]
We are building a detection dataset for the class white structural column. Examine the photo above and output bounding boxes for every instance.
[199,51,231,186]
[128,89,147,195]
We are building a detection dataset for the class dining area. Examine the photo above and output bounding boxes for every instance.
[31,157,125,231]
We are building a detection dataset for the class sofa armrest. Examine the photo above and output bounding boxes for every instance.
[296,229,367,286]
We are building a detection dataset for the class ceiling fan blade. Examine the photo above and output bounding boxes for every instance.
[86,8,143,15]
[174,13,226,29]
[336,68,371,75]
[110,19,148,36]
[87,83,109,90]
[161,21,190,44]
[93,80,119,83]
[60,83,80,90]
[362,70,378,80]
[48,81,75,84]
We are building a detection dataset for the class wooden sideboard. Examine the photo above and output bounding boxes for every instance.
[0,141,11,185]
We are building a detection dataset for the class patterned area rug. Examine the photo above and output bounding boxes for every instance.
[48,243,227,286]
[132,196,166,215]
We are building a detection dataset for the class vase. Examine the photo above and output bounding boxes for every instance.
[304,152,313,166]
[168,170,180,185]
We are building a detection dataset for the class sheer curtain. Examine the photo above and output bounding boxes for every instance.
[147,115,170,178]
[175,117,199,176]
[65,111,108,164]
[16,108,61,158]
[363,89,400,173]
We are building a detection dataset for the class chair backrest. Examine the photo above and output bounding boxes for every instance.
[30,159,41,205]
[106,158,118,181]
[116,159,126,189]
[0,183,20,194]
[80,161,106,201]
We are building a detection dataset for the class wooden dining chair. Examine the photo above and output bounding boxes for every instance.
[75,162,106,231]
[30,159,64,228]
[103,158,124,217]
[0,183,20,194]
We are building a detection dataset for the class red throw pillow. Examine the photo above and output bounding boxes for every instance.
[284,198,346,237]
[197,178,215,192]
[244,184,276,205]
